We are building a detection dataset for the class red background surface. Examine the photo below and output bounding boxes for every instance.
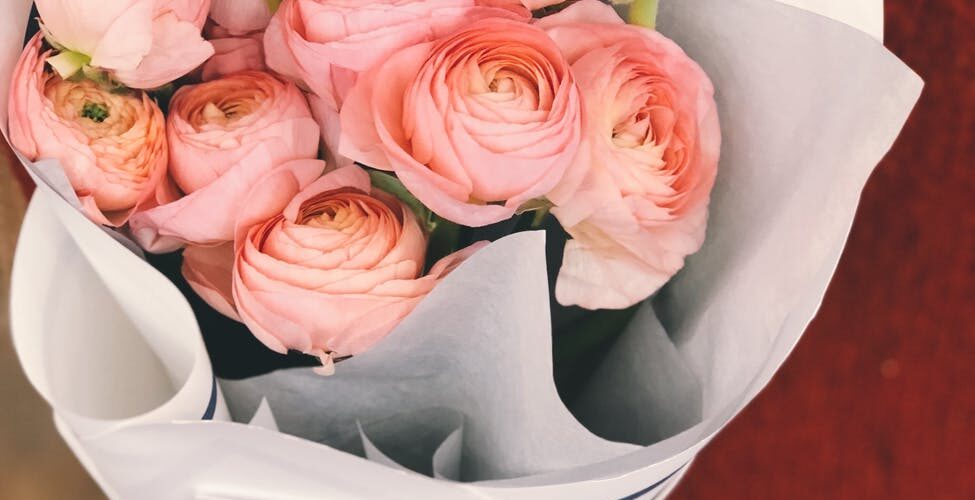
[670,1,975,498]
[3,1,973,498]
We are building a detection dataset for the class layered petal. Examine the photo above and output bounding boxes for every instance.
[112,12,214,89]
[182,241,239,320]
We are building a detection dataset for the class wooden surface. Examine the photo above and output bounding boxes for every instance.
[0,1,971,498]
[0,144,103,498]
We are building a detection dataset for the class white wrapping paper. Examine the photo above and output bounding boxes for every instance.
[3,0,921,498]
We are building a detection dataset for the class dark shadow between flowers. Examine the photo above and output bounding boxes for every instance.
[147,252,321,379]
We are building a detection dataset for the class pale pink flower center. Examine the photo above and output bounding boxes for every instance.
[604,61,693,210]
[181,78,273,130]
[475,61,543,110]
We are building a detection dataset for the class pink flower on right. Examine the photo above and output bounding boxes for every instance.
[539,0,721,310]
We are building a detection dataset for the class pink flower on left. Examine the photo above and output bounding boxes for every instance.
[129,71,321,252]
[183,164,486,372]
[35,0,214,89]
[7,34,173,226]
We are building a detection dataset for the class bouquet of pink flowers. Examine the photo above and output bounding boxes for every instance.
[3,0,922,496]
[8,0,719,379]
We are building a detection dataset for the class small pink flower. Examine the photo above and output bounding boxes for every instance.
[183,164,485,363]
[129,71,320,252]
[339,18,581,226]
[7,34,171,226]
[539,0,721,309]
[35,0,214,89]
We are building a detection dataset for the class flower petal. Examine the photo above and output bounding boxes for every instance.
[112,13,214,89]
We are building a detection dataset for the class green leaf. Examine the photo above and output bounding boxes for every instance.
[514,197,553,228]
[79,64,107,84]
[425,218,462,272]
[367,169,435,231]
[265,0,283,13]
[514,197,552,215]
[530,207,551,228]
[627,0,659,29]
[47,50,90,79]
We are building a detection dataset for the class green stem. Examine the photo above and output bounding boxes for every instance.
[46,50,90,79]
[425,218,461,271]
[530,206,550,228]
[367,169,434,231]
[627,0,659,29]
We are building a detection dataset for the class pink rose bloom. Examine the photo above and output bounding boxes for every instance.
[339,18,581,226]
[209,0,273,35]
[539,0,721,309]
[7,34,172,226]
[35,0,214,89]
[184,164,484,373]
[129,71,320,252]
[264,0,522,165]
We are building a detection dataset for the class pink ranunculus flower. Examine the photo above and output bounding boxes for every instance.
[35,0,214,89]
[128,71,320,252]
[539,0,721,309]
[184,164,485,373]
[264,0,523,166]
[8,34,172,226]
[209,0,273,35]
[339,18,582,227]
